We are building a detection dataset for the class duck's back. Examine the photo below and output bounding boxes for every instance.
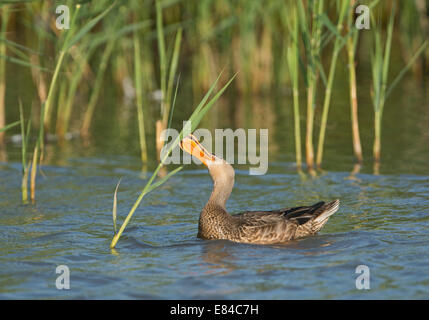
[228,200,340,244]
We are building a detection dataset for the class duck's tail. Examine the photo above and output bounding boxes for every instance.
[294,200,340,238]
[313,199,340,225]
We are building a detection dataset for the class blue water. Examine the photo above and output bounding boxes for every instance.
[1,155,429,299]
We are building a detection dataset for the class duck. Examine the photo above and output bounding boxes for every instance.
[179,134,340,245]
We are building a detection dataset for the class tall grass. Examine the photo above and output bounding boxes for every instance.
[133,19,148,165]
[0,0,428,189]
[371,3,394,164]
[28,1,49,108]
[43,4,81,133]
[346,0,363,163]
[56,47,91,140]
[0,5,9,146]
[80,9,121,137]
[0,120,19,134]
[371,2,428,163]
[286,6,302,171]
[30,2,116,201]
[315,0,349,168]
[30,101,44,201]
[19,100,31,203]
[155,0,183,161]
[296,0,324,174]
[399,0,429,75]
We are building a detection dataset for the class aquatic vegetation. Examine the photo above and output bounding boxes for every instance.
[296,0,324,174]
[286,6,302,170]
[370,2,428,163]
[0,120,19,134]
[80,22,117,137]
[346,0,363,163]
[0,0,427,200]
[315,0,349,168]
[155,0,183,161]
[133,20,148,164]
[0,5,9,146]
[29,101,44,201]
[18,100,31,203]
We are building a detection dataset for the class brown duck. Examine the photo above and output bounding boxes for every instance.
[179,134,340,245]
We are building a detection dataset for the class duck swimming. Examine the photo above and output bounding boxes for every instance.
[179,134,340,245]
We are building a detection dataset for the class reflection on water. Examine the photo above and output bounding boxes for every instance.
[1,72,429,299]
[201,241,238,276]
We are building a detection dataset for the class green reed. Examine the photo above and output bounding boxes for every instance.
[399,0,429,74]
[31,2,116,200]
[19,100,31,203]
[80,9,125,137]
[42,3,80,133]
[371,2,428,163]
[296,0,324,174]
[0,5,9,146]
[133,20,148,165]
[56,46,92,140]
[30,101,44,201]
[155,0,183,160]
[315,0,349,168]
[131,11,156,166]
[0,120,19,133]
[286,5,302,171]
[0,0,428,186]
[346,0,362,163]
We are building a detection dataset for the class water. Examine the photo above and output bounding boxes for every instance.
[1,68,429,299]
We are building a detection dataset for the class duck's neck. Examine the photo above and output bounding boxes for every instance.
[207,179,232,209]
[202,172,234,220]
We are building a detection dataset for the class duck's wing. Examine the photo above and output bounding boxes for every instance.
[234,201,326,221]
[232,211,300,244]
[232,200,340,244]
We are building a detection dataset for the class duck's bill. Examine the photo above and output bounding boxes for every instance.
[179,134,218,166]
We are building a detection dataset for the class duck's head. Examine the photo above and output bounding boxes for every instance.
[179,134,235,195]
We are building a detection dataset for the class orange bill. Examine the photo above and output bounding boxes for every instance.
[179,134,217,166]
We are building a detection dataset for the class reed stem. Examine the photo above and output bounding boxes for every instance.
[80,39,115,137]
[133,25,148,164]
[297,0,323,174]
[316,0,349,168]
[30,102,45,202]
[374,110,382,162]
[43,50,65,133]
[0,6,9,146]
[19,101,29,204]
[287,6,302,170]
[292,73,301,170]
[371,2,395,163]
[306,82,315,172]
[347,0,363,163]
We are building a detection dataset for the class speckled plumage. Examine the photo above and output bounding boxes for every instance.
[179,134,340,245]
[197,161,340,244]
